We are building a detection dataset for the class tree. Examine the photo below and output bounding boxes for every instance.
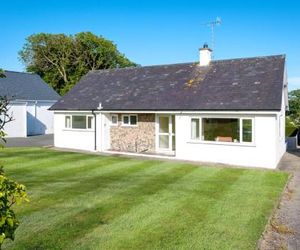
[288,89,300,126]
[0,69,4,78]
[19,32,137,95]
[0,96,28,247]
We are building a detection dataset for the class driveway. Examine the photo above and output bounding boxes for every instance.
[4,134,54,147]
[260,149,300,249]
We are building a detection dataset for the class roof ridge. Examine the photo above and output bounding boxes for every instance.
[212,54,285,63]
[89,54,285,74]
[89,62,197,74]
[3,70,36,75]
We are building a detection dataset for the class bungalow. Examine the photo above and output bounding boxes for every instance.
[50,45,288,169]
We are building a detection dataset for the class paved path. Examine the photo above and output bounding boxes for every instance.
[260,150,300,249]
[4,134,54,147]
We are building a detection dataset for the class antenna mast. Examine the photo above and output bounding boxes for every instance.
[201,17,222,58]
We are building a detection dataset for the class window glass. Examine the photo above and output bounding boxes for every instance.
[242,119,252,142]
[87,116,93,129]
[172,135,176,151]
[72,116,86,129]
[159,117,169,133]
[130,115,137,125]
[65,116,71,128]
[191,118,200,140]
[172,115,175,134]
[111,115,118,125]
[202,118,240,143]
[159,135,169,149]
[123,115,129,124]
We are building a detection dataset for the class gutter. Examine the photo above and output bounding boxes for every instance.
[52,110,281,115]
[92,110,97,151]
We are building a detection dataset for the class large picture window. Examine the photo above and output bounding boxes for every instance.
[191,117,253,144]
[64,115,93,130]
[203,118,240,143]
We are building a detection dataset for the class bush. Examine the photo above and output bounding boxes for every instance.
[286,117,298,137]
[0,167,28,245]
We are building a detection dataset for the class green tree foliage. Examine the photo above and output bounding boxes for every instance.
[0,96,28,247]
[0,70,4,78]
[19,32,137,95]
[288,89,300,126]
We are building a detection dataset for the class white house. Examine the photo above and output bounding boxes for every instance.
[0,71,60,137]
[50,45,288,169]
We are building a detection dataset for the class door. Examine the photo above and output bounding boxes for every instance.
[157,115,175,152]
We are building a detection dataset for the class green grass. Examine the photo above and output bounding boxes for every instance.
[0,148,288,250]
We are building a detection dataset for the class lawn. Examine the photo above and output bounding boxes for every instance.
[0,148,288,250]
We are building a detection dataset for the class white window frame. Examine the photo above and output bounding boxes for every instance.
[191,118,200,140]
[64,115,94,130]
[65,115,71,128]
[189,116,255,146]
[121,114,138,127]
[240,118,254,144]
[155,114,176,153]
[111,114,118,126]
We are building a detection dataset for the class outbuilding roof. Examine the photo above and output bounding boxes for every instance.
[0,71,60,101]
[50,55,285,111]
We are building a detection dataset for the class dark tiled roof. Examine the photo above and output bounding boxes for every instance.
[0,71,60,101]
[50,55,285,111]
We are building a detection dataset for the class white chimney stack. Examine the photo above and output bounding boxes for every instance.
[199,43,212,66]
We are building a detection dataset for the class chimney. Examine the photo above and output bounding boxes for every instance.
[199,43,212,66]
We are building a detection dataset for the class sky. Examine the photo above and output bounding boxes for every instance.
[1,0,300,90]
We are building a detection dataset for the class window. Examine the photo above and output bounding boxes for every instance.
[190,117,253,144]
[203,118,240,143]
[65,115,93,130]
[242,119,252,142]
[191,118,200,140]
[87,116,93,129]
[65,116,71,128]
[72,116,87,129]
[130,115,137,125]
[111,114,118,125]
[122,115,138,126]
[123,115,129,125]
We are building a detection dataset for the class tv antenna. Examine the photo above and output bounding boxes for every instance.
[201,17,222,57]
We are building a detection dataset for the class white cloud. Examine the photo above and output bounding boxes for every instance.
[288,77,300,90]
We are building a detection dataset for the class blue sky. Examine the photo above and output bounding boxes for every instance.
[1,0,300,90]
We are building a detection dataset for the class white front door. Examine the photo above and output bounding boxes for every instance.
[157,115,175,152]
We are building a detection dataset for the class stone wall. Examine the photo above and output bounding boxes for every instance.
[110,114,156,153]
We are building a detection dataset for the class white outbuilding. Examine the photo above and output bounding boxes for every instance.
[0,71,60,137]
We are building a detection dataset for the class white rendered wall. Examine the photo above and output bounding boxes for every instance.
[4,102,27,138]
[99,113,111,151]
[26,101,56,136]
[275,92,287,165]
[175,114,279,169]
[54,112,96,151]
